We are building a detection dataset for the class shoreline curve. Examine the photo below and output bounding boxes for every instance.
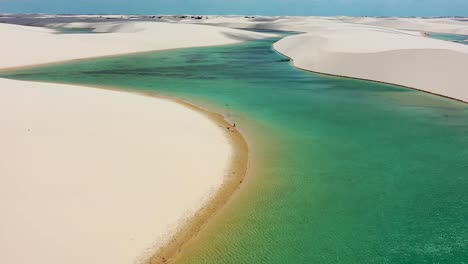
[84,86,250,264]
[147,96,249,264]
[0,78,250,264]
[272,46,468,104]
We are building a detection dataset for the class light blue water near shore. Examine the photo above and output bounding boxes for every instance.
[1,35,467,263]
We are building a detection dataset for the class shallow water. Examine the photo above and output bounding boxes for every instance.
[2,35,467,263]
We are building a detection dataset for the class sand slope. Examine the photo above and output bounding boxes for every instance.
[273,23,468,102]
[0,21,274,69]
[0,78,232,264]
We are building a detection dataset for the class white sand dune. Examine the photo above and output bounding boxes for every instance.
[345,17,468,35]
[0,21,275,69]
[0,21,267,264]
[0,78,231,264]
[184,16,468,102]
[273,23,468,102]
[184,15,468,35]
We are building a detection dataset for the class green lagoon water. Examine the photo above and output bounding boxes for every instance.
[1,35,467,263]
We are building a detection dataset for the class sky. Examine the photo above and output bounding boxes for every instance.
[0,0,467,17]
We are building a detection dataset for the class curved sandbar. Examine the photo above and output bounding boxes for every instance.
[273,24,468,103]
[0,78,246,264]
[0,21,267,264]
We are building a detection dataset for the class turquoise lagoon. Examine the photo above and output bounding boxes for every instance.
[1,35,467,263]
[429,32,468,45]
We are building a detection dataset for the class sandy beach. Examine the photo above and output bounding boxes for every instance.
[0,21,266,264]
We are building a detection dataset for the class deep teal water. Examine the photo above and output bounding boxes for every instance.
[429,33,468,45]
[1,36,467,263]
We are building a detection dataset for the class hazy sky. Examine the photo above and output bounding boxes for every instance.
[0,0,467,16]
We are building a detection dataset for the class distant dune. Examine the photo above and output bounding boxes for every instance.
[343,17,468,35]
[0,21,275,69]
